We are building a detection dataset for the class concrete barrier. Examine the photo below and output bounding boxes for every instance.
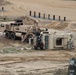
[29,11,67,21]
[2,7,4,12]
[29,11,31,16]
[59,16,60,21]
[43,13,45,19]
[48,14,50,20]
[34,11,36,17]
[39,12,41,18]
[64,17,66,21]
[53,15,55,20]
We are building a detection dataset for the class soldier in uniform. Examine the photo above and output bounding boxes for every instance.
[68,58,76,75]
[67,39,74,50]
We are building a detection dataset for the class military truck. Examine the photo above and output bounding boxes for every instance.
[0,19,41,42]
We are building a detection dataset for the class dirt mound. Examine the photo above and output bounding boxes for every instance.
[51,22,68,30]
[0,16,38,25]
[0,0,11,5]
[42,21,68,30]
[65,22,76,31]
[19,16,38,25]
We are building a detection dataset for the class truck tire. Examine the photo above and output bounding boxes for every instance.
[5,31,10,39]
[10,32,16,40]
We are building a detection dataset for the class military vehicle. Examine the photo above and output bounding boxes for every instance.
[0,18,74,50]
[0,19,39,40]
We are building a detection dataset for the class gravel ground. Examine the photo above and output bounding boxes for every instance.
[0,34,75,75]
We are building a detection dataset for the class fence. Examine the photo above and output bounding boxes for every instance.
[29,11,66,21]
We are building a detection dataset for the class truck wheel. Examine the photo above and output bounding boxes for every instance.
[5,31,10,39]
[10,32,16,40]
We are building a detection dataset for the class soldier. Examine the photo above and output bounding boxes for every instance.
[67,39,74,50]
[68,58,76,75]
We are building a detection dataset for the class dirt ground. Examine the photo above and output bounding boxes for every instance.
[0,0,76,75]
[0,34,75,75]
[0,0,76,21]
